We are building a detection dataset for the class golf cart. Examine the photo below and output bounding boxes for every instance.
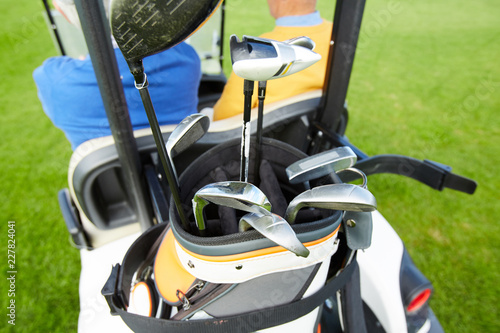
[49,0,477,332]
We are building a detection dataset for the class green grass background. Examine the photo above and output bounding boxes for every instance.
[0,0,498,332]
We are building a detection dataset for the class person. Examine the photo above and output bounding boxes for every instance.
[212,0,332,121]
[34,0,202,150]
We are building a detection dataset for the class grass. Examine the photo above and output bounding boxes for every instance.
[0,0,498,332]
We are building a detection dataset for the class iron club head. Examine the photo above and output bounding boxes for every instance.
[286,146,357,184]
[166,114,210,184]
[239,213,309,257]
[285,184,377,224]
[167,114,210,158]
[192,181,272,233]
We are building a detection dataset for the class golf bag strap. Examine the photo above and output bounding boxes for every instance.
[103,258,358,333]
[348,155,477,194]
[340,260,367,333]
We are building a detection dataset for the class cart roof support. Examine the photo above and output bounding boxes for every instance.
[74,0,152,231]
[316,0,366,133]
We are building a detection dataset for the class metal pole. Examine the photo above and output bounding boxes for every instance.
[41,0,66,55]
[220,0,226,70]
[315,0,366,134]
[74,0,153,231]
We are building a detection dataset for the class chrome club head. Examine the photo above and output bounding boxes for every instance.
[167,114,210,158]
[230,35,321,82]
[285,184,377,224]
[286,146,357,184]
[239,213,309,257]
[192,181,272,233]
[166,114,210,184]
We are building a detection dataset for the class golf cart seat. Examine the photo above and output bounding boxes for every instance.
[60,89,323,249]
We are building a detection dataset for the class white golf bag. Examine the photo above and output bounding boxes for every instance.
[67,136,445,332]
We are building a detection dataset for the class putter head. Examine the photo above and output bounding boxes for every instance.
[285,184,377,224]
[192,181,272,233]
[166,114,210,158]
[111,0,221,73]
[230,35,321,82]
[239,213,309,257]
[286,147,357,184]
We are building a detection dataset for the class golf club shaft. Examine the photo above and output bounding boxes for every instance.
[135,75,189,230]
[42,0,66,55]
[240,79,254,182]
[167,153,179,188]
[254,81,267,183]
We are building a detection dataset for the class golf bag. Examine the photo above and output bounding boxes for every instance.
[103,138,367,332]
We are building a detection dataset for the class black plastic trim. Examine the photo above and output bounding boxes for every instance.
[57,188,90,249]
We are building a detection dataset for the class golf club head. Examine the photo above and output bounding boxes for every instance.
[285,184,377,224]
[239,213,309,257]
[230,35,321,82]
[166,113,210,184]
[111,0,221,74]
[192,181,272,233]
[283,36,316,50]
[286,147,357,184]
[167,114,210,158]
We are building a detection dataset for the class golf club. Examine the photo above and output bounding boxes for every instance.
[239,213,309,257]
[240,79,254,182]
[252,38,315,183]
[229,35,321,182]
[110,0,221,231]
[253,80,267,183]
[230,35,321,82]
[42,0,66,55]
[286,146,357,185]
[111,0,221,82]
[285,184,377,224]
[192,181,272,235]
[166,114,210,186]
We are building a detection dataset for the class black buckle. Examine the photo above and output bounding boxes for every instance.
[101,264,125,315]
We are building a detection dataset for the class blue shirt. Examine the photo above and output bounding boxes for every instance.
[33,42,201,150]
[275,11,323,27]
